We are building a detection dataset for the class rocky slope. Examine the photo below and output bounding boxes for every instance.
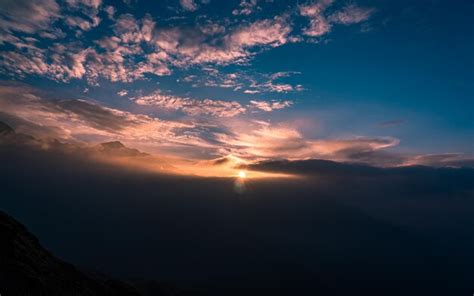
[0,210,143,296]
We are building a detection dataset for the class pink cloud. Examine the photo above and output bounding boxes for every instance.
[4,84,465,168]
[249,100,293,112]
[299,0,333,37]
[329,4,375,25]
[212,120,400,162]
[0,0,60,34]
[153,16,292,66]
[132,90,246,117]
[0,1,375,86]
[299,1,374,37]
[232,0,259,16]
[179,0,198,11]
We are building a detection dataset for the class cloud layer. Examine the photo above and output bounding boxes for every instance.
[0,0,374,86]
[1,84,472,169]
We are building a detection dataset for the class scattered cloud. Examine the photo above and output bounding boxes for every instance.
[179,0,198,11]
[249,100,292,112]
[299,1,374,37]
[403,153,474,168]
[0,0,60,34]
[329,4,375,25]
[233,0,259,16]
[0,0,375,85]
[185,69,303,94]
[117,90,128,97]
[131,90,246,117]
[299,0,333,37]
[104,5,116,20]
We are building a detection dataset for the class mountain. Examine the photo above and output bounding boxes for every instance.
[96,141,149,157]
[0,210,142,296]
[0,121,14,135]
[0,121,175,173]
[0,210,200,296]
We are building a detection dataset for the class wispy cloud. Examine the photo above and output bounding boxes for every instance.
[179,0,198,11]
[233,0,259,16]
[329,4,375,25]
[185,69,303,94]
[131,90,246,117]
[403,153,474,168]
[249,100,293,112]
[299,1,374,37]
[0,0,60,34]
[299,0,333,37]
[212,121,400,162]
[117,90,128,97]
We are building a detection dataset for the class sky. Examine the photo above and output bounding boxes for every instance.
[0,0,473,170]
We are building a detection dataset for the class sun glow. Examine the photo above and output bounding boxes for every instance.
[238,170,247,178]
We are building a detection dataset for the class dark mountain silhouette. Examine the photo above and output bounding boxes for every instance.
[0,121,14,135]
[0,210,200,296]
[96,141,150,157]
[0,120,175,173]
[244,158,474,175]
[0,210,142,296]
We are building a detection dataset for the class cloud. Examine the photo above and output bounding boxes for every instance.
[0,0,60,34]
[65,15,100,31]
[0,1,373,85]
[0,84,213,156]
[299,1,374,37]
[104,5,116,20]
[113,13,154,43]
[64,0,103,32]
[404,153,474,168]
[4,10,295,84]
[117,90,128,97]
[227,16,291,50]
[249,100,293,112]
[299,0,333,37]
[132,90,246,117]
[233,0,258,16]
[329,4,375,25]
[0,84,470,168]
[186,70,303,94]
[213,121,400,162]
[152,15,293,66]
[0,12,172,84]
[179,0,198,11]
[65,0,102,10]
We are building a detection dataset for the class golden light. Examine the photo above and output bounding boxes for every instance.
[238,170,247,178]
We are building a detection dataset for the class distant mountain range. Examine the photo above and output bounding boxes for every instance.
[0,120,176,174]
[0,121,14,135]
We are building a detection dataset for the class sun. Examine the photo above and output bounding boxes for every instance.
[238,170,247,179]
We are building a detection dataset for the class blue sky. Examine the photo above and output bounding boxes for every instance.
[0,0,472,167]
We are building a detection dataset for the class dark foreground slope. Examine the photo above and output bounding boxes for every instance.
[0,210,141,296]
[0,211,199,296]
